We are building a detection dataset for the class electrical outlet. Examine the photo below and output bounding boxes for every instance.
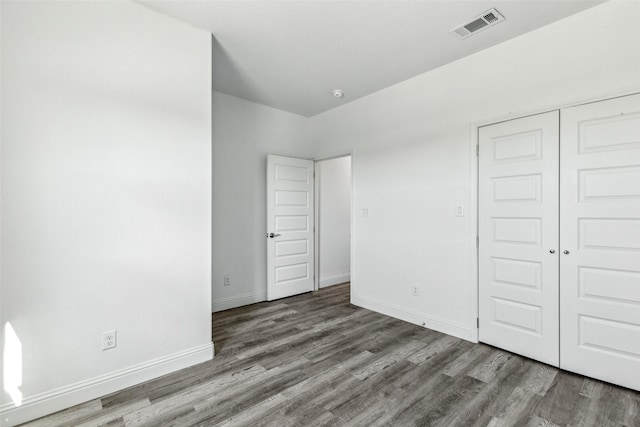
[411,286,419,297]
[224,275,231,286]
[102,330,117,350]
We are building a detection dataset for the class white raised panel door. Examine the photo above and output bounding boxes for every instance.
[267,155,315,301]
[479,111,560,367]
[560,93,640,391]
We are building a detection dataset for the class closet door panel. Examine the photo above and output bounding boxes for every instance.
[479,111,560,367]
[560,93,640,391]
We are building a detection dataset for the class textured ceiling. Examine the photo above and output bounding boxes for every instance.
[138,1,605,117]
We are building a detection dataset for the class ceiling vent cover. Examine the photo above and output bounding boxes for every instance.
[451,8,505,39]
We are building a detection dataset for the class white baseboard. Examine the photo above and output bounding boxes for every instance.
[212,290,267,312]
[0,343,214,427]
[319,273,350,288]
[351,294,475,342]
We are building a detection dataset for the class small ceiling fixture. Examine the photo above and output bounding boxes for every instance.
[451,8,505,39]
[332,89,344,98]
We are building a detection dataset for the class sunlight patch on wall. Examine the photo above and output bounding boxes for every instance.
[3,322,23,407]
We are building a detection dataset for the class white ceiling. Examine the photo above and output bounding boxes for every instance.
[138,0,605,117]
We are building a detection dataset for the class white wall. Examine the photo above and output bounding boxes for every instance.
[318,157,351,288]
[309,0,640,341]
[3,2,638,422]
[0,2,212,425]
[211,91,310,311]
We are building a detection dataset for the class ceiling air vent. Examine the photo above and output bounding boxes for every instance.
[451,8,505,39]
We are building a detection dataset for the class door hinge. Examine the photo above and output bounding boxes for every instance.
[476,145,479,156]
[476,235,479,248]
[477,318,480,328]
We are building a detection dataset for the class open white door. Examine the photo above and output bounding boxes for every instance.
[478,111,560,367]
[559,93,640,391]
[267,155,315,301]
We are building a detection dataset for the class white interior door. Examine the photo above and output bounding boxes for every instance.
[479,111,560,367]
[267,154,315,301]
[559,93,640,391]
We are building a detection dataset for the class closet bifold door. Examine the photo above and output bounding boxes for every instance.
[479,111,560,367]
[560,93,640,391]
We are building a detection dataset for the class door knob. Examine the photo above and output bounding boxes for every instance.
[268,233,281,239]
[563,250,570,254]
[549,249,556,254]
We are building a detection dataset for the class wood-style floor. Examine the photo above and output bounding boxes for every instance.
[23,284,640,426]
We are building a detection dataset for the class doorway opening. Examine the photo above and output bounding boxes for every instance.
[314,155,352,293]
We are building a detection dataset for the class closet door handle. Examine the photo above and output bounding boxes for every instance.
[549,249,556,254]
[563,250,570,255]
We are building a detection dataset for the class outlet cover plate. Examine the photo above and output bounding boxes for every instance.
[102,329,117,350]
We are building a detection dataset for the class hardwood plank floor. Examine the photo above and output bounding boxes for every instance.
[22,284,640,426]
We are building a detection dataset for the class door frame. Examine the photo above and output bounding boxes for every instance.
[471,89,640,344]
[313,152,354,292]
